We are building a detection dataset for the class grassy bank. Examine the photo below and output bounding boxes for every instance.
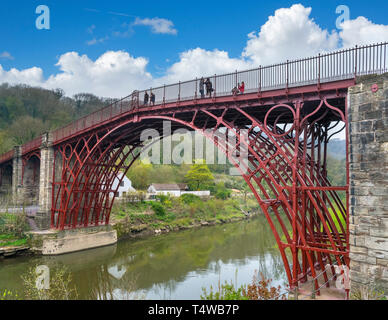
[111,194,259,239]
[0,211,29,248]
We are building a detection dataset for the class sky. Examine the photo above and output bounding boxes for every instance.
[0,0,388,98]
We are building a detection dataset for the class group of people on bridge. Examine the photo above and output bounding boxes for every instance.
[143,91,156,106]
[232,82,245,96]
[199,77,214,98]
[140,78,246,106]
[198,78,245,98]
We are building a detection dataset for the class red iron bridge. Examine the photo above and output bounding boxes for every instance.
[0,42,387,291]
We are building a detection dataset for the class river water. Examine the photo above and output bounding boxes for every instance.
[0,215,288,299]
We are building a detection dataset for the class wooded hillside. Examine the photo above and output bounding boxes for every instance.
[0,83,110,153]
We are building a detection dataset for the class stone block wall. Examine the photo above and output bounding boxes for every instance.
[348,73,388,297]
[12,146,23,205]
[36,133,54,230]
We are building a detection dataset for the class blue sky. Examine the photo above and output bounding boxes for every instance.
[0,0,387,97]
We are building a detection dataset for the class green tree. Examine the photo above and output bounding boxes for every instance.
[0,131,12,154]
[184,159,214,191]
[8,116,47,145]
[126,160,153,190]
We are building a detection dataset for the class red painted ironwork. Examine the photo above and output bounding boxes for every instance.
[371,83,379,93]
[1,42,387,293]
[22,137,42,155]
[46,97,349,292]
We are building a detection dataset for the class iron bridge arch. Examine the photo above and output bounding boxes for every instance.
[51,97,349,291]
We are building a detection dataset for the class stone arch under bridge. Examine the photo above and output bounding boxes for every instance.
[0,148,41,206]
[0,163,13,201]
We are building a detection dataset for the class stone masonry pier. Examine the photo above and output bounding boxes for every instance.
[348,73,388,298]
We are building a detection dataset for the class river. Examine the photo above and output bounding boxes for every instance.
[0,215,288,299]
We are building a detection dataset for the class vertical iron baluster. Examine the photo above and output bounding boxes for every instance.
[286,60,289,91]
[214,74,216,98]
[318,54,321,87]
[355,45,358,78]
[195,78,197,100]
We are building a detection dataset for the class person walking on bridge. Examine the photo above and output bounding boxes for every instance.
[205,78,213,97]
[150,92,155,105]
[199,77,205,98]
[144,91,149,105]
[238,81,245,94]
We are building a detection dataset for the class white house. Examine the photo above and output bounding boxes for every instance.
[147,183,210,198]
[110,172,136,198]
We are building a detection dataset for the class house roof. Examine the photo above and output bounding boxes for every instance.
[149,183,188,191]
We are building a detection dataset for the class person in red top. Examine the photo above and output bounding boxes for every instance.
[238,81,245,94]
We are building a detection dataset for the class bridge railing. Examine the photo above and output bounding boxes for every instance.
[3,42,388,152]
[22,136,42,155]
[130,42,387,105]
[0,150,15,164]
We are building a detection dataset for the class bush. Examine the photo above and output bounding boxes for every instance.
[201,271,285,300]
[180,193,201,204]
[0,211,29,238]
[211,182,231,200]
[156,194,170,204]
[242,272,284,300]
[151,202,166,217]
[201,281,248,300]
[21,264,78,300]
[215,189,231,200]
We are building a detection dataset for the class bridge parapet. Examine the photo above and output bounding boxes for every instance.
[349,73,388,297]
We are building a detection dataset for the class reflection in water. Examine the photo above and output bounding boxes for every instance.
[0,215,287,299]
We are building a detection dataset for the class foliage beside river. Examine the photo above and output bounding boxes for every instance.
[201,271,285,300]
[0,211,28,247]
[111,194,259,239]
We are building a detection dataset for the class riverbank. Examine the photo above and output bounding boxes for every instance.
[111,195,259,240]
[0,195,260,257]
[0,211,30,258]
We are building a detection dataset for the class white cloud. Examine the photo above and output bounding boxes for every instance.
[0,51,14,60]
[0,51,152,97]
[339,16,388,48]
[133,17,177,35]
[44,51,153,97]
[0,64,43,86]
[157,48,252,85]
[242,4,338,65]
